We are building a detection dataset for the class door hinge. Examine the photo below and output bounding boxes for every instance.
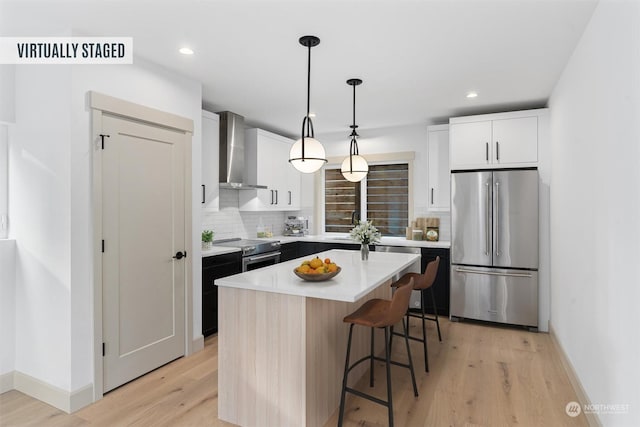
[101,240,105,253]
[102,343,105,356]
[99,134,110,150]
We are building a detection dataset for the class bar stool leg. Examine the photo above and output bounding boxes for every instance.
[369,327,375,387]
[430,287,442,341]
[421,290,429,372]
[402,314,419,396]
[384,326,394,427]
[338,324,355,427]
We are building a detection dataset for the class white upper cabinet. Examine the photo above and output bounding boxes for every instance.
[427,124,450,211]
[492,116,538,165]
[239,128,301,211]
[201,110,219,211]
[449,121,492,169]
[450,109,542,170]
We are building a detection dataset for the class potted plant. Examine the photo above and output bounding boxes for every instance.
[202,230,214,250]
[349,220,381,261]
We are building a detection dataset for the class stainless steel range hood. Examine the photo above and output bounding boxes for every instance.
[218,111,267,190]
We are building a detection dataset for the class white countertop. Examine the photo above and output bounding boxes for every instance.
[262,234,450,249]
[201,246,241,257]
[215,249,420,302]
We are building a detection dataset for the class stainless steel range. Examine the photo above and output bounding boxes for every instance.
[213,238,281,271]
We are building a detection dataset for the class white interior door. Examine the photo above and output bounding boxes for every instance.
[102,114,186,392]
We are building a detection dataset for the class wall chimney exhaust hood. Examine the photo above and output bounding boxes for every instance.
[218,111,267,190]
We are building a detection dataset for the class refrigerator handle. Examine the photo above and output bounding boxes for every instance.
[495,181,500,256]
[455,268,533,278]
[485,181,490,255]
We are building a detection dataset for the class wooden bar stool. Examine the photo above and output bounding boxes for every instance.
[390,256,441,372]
[338,279,418,427]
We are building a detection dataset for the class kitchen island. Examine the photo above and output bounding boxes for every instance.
[216,249,421,427]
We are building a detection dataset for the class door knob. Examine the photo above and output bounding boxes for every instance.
[173,251,187,260]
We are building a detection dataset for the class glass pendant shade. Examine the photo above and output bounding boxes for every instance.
[290,137,326,173]
[341,154,369,182]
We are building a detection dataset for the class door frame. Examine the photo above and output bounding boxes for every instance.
[90,91,194,401]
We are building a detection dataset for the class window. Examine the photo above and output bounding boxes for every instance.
[324,168,360,233]
[324,163,409,237]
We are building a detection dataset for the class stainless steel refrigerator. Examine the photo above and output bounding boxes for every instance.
[450,168,539,329]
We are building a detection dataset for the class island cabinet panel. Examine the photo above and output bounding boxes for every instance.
[218,283,391,427]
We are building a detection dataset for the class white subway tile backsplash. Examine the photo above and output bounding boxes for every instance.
[202,189,289,240]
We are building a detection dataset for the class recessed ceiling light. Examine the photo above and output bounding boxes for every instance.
[179,47,194,55]
[466,91,478,98]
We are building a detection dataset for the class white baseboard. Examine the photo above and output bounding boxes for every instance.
[12,371,94,413]
[0,371,14,393]
[69,383,94,412]
[548,323,602,427]
[192,334,204,354]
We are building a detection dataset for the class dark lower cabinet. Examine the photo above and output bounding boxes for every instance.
[420,248,450,316]
[202,252,242,337]
[281,241,361,261]
[279,242,301,262]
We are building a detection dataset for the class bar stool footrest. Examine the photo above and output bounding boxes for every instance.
[344,386,390,408]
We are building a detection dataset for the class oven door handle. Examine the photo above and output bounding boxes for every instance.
[246,252,281,262]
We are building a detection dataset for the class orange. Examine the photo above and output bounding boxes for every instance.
[327,263,338,273]
[309,257,323,269]
[297,264,311,274]
[324,258,331,265]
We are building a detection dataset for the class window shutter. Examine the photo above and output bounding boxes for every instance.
[366,164,409,236]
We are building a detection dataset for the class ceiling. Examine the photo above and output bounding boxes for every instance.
[1,0,598,138]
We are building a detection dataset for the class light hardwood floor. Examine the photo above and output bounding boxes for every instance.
[0,319,588,426]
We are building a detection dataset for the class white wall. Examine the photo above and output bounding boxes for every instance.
[12,64,74,391]
[0,65,15,123]
[9,58,202,403]
[549,1,640,425]
[0,239,16,381]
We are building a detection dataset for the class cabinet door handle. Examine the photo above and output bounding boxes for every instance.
[496,141,500,161]
[288,190,292,205]
[430,188,434,205]
[485,142,489,161]
[202,185,205,204]
[270,190,274,205]
[275,190,278,204]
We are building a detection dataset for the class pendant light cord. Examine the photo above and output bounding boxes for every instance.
[306,43,311,133]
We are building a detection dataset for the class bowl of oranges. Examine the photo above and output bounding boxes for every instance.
[294,256,341,282]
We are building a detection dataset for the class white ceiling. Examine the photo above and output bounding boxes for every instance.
[1,0,597,138]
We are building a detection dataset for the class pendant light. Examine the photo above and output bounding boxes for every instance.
[289,35,327,173]
[341,78,369,182]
